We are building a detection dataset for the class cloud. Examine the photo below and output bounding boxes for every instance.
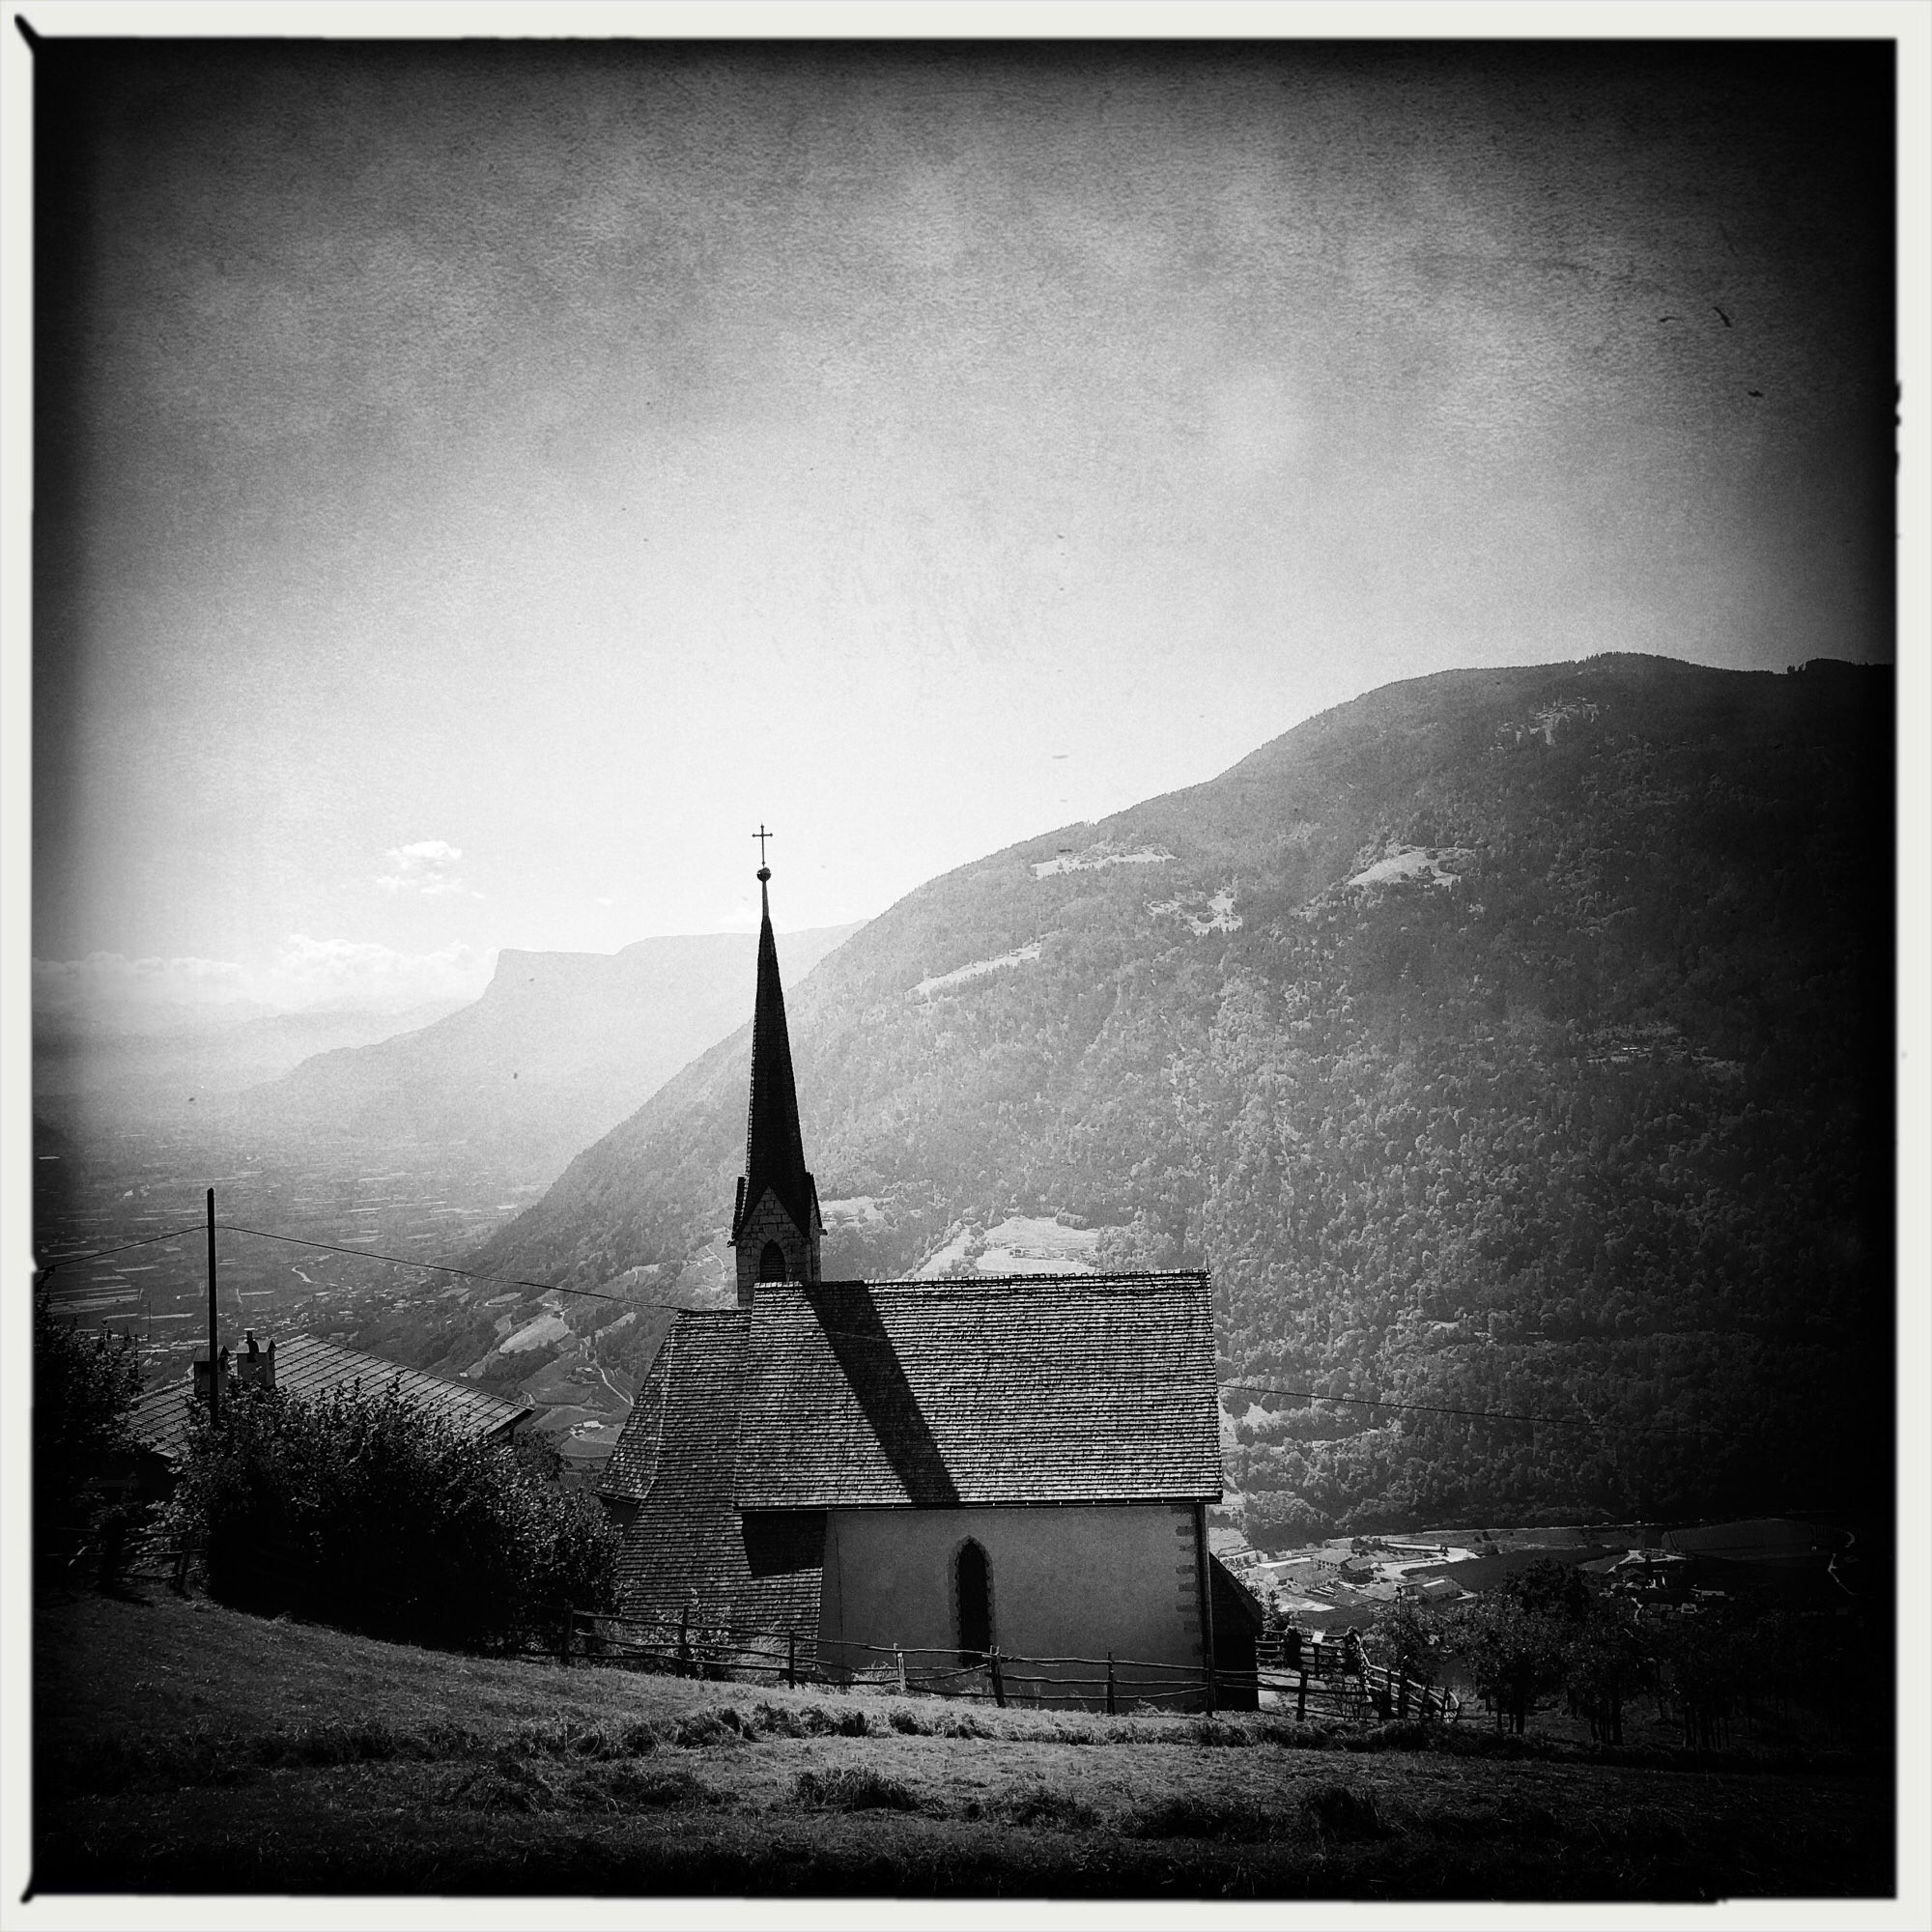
[260,935,495,1009]
[32,952,255,1011]
[375,839,466,896]
[33,940,497,1015]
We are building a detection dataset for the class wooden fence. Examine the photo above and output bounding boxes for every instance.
[562,1608,1459,1723]
[72,1535,1456,1727]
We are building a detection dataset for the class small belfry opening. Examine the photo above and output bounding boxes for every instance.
[757,1240,788,1284]
[955,1539,992,1661]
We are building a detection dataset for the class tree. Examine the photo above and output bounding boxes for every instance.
[1369,1598,1439,1697]
[34,1288,141,1550]
[1559,1596,1647,1745]
[1451,1595,1565,1735]
[166,1379,620,1653]
[1502,1556,1592,1625]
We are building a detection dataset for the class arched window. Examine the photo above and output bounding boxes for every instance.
[757,1240,788,1283]
[955,1539,992,1662]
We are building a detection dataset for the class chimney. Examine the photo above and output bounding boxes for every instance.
[236,1330,276,1393]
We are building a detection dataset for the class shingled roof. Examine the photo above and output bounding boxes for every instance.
[733,1273,1223,1508]
[597,1271,1222,1627]
[602,1311,825,1630]
[131,1333,531,1462]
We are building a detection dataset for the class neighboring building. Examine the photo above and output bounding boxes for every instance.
[1609,1549,1691,1601]
[598,861,1259,1708]
[554,1421,626,1492]
[131,1330,531,1491]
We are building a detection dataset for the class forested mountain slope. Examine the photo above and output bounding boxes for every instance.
[475,657,1891,1537]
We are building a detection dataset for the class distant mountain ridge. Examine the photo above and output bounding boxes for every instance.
[473,655,1890,1539]
[239,924,864,1187]
[32,999,468,1136]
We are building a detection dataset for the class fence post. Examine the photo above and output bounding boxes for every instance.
[1296,1662,1309,1721]
[895,1644,908,1696]
[989,1649,1007,1709]
[559,1605,573,1668]
[1398,1674,1409,1720]
[1106,1652,1117,1717]
[678,1608,691,1677]
[787,1629,797,1690]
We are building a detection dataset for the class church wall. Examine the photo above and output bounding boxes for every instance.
[817,1501,1210,1706]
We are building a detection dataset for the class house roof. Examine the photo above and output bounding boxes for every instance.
[131,1333,531,1461]
[732,1272,1223,1509]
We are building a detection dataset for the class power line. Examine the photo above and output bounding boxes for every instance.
[1223,1378,1715,1439]
[38,1220,1714,1445]
[211,1223,695,1312]
[33,1226,206,1276]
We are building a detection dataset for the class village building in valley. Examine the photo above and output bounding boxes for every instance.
[597,858,1262,1707]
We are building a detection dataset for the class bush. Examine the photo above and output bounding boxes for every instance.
[575,1764,723,1810]
[1300,1783,1389,1842]
[792,1768,920,1812]
[985,1788,1099,1830]
[1128,1794,1275,1842]
[165,1380,618,1651]
[34,1288,141,1548]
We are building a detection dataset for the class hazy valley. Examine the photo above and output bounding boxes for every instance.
[38,656,1890,1537]
[33,924,864,1478]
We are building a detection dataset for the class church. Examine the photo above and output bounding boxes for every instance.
[597,859,1259,1708]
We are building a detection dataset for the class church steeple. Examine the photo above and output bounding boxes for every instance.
[730,840,821,1305]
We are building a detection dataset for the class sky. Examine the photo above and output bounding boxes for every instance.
[28,34,1897,1013]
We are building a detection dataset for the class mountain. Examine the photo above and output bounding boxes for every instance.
[32,999,468,1137]
[238,925,865,1188]
[471,657,1891,1540]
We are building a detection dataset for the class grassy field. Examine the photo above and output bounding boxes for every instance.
[33,1583,1892,1900]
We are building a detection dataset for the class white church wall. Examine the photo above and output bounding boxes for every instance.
[817,1500,1209,1705]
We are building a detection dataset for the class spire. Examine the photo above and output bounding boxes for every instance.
[731,847,820,1296]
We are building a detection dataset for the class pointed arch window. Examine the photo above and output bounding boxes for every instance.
[955,1539,992,1662]
[757,1240,788,1283]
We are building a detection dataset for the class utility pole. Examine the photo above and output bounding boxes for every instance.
[206,1187,219,1427]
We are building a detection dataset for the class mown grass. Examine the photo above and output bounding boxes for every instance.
[32,1584,1893,1900]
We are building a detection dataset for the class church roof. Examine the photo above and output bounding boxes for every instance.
[731,877,818,1242]
[598,1271,1221,1624]
[602,1310,825,1630]
[734,1272,1223,1508]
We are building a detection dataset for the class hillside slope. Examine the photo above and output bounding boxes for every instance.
[38,1586,1891,1899]
[239,924,862,1187]
[475,657,1891,1536]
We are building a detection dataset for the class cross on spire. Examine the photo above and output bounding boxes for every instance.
[753,823,774,880]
